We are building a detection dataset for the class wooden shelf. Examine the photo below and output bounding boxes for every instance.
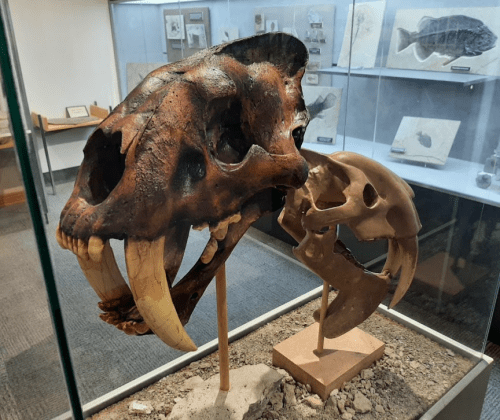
[0,134,13,150]
[0,186,25,208]
[31,104,108,132]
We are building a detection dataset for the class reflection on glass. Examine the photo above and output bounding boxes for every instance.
[0,76,70,419]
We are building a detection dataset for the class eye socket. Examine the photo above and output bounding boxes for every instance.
[292,126,306,149]
[363,183,378,208]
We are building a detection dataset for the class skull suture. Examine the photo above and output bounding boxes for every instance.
[57,33,309,351]
[279,149,421,339]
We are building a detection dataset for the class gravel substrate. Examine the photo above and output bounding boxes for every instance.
[90,296,475,420]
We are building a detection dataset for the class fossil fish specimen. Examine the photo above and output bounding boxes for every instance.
[307,92,336,120]
[417,131,432,148]
[397,15,497,65]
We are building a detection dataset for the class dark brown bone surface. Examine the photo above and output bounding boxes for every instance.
[279,149,421,339]
[57,33,309,351]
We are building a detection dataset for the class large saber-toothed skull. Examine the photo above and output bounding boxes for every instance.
[279,149,421,339]
[57,33,309,352]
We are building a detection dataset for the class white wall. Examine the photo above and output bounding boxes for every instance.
[8,0,120,171]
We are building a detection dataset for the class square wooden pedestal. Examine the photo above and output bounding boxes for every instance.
[273,323,385,400]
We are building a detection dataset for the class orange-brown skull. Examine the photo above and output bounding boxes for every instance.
[279,149,421,339]
[57,34,310,352]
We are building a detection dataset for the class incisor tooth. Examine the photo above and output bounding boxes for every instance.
[62,231,70,250]
[88,236,105,262]
[56,225,66,249]
[77,239,89,261]
[201,237,218,264]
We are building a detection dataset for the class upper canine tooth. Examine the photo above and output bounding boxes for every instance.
[88,236,105,262]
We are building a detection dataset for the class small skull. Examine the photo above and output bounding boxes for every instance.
[279,149,421,338]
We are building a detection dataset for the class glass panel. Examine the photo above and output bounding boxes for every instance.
[0,62,72,420]
[310,0,500,354]
[6,0,500,414]
[27,0,327,404]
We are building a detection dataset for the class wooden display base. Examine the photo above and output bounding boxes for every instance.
[273,323,384,400]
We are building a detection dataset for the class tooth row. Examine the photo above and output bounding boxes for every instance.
[56,224,104,263]
[199,213,242,264]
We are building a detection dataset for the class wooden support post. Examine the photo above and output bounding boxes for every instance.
[316,281,330,354]
[216,263,230,391]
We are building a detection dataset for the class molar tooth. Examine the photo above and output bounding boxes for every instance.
[88,236,105,263]
[228,213,242,224]
[201,237,218,264]
[209,213,242,241]
[210,223,229,241]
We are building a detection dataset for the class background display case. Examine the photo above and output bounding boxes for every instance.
[1,0,500,419]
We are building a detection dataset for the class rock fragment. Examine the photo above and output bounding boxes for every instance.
[304,396,323,410]
[128,400,154,414]
[353,391,372,413]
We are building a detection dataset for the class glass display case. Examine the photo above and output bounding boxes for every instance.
[1,0,499,419]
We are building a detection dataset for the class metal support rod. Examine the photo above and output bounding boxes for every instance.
[37,114,56,195]
[216,263,230,391]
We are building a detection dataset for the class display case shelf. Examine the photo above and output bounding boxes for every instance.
[304,137,500,208]
[318,67,497,86]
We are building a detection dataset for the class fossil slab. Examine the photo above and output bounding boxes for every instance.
[337,1,386,68]
[390,117,461,166]
[386,7,500,76]
[302,86,342,145]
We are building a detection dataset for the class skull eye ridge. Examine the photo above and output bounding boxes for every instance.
[363,183,378,208]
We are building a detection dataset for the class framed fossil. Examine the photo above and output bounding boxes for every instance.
[389,117,461,166]
[164,14,185,40]
[386,7,500,76]
[164,8,211,62]
[186,24,208,49]
[254,4,335,84]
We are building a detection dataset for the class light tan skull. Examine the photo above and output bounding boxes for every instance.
[279,149,421,338]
